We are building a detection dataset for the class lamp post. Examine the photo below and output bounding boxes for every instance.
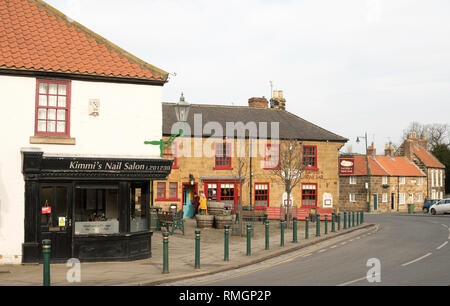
[145,93,190,157]
[356,132,371,213]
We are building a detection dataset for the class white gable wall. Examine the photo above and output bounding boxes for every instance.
[0,74,163,263]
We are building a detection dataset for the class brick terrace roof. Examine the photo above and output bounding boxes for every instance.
[162,103,348,142]
[412,145,445,169]
[0,0,168,83]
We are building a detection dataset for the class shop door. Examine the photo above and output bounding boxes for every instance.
[182,185,194,218]
[39,185,72,261]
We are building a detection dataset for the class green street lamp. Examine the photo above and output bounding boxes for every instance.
[356,132,371,213]
[145,93,190,157]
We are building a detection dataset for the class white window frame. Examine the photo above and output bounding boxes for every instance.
[349,176,357,185]
[440,170,443,187]
[349,193,356,203]
[382,193,388,203]
[399,193,406,205]
[399,177,406,185]
[417,177,423,186]
[382,176,388,185]
[417,193,423,203]
[431,170,435,187]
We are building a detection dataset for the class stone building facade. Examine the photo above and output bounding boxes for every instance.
[396,133,446,200]
[339,144,427,213]
[153,95,347,218]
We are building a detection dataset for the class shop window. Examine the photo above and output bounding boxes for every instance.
[254,183,269,209]
[35,79,71,137]
[215,143,232,169]
[74,186,119,235]
[264,144,280,169]
[169,182,178,200]
[207,183,218,201]
[130,183,149,233]
[303,145,318,170]
[302,183,317,207]
[156,182,166,200]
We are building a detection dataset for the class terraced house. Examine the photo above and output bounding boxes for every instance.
[153,93,348,219]
[339,143,427,213]
[0,0,172,263]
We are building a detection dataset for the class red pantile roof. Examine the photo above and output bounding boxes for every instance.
[0,0,168,82]
[341,155,425,177]
[412,145,445,169]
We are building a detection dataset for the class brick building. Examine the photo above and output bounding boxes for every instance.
[339,144,427,213]
[153,93,347,218]
[396,133,446,200]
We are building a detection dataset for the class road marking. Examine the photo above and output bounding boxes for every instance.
[355,237,361,240]
[302,253,313,257]
[340,242,347,245]
[349,239,354,242]
[437,241,448,250]
[442,224,449,229]
[337,273,381,286]
[330,245,338,249]
[401,253,432,267]
[318,249,327,253]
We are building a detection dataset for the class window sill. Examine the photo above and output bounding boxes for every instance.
[30,136,76,145]
[304,167,319,171]
[264,167,281,170]
[214,166,233,170]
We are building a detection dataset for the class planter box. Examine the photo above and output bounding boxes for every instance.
[207,201,226,216]
[214,215,233,229]
[195,214,215,228]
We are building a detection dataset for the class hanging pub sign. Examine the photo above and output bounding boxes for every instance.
[339,158,354,175]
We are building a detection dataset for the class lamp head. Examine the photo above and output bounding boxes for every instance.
[175,92,190,123]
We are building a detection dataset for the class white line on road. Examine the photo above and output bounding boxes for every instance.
[337,273,381,286]
[436,241,448,250]
[318,249,327,253]
[302,253,312,257]
[330,245,338,249]
[401,253,432,267]
[442,224,449,229]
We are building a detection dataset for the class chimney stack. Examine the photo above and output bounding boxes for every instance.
[418,134,428,148]
[367,142,376,157]
[270,90,286,110]
[248,97,269,109]
[385,142,395,157]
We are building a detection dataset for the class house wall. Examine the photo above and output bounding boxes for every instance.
[0,74,162,264]
[153,137,344,213]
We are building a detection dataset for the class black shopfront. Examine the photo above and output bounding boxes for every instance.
[22,151,173,263]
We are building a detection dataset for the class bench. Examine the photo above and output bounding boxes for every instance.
[157,211,184,235]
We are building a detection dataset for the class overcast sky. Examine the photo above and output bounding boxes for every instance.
[46,0,450,154]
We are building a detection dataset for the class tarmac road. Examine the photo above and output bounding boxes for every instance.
[173,214,450,286]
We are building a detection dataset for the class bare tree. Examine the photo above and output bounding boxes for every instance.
[401,122,450,151]
[232,139,250,235]
[266,139,305,226]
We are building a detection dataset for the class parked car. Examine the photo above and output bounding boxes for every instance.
[422,199,440,213]
[429,199,450,215]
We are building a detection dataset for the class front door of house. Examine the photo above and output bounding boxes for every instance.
[39,184,72,261]
[373,194,378,211]
[182,185,194,218]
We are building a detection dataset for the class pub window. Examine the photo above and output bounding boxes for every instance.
[156,182,166,200]
[215,143,232,169]
[35,79,71,137]
[169,182,178,199]
[303,145,317,169]
[130,183,149,233]
[264,144,280,169]
[74,185,119,235]
[302,183,317,207]
[254,183,269,209]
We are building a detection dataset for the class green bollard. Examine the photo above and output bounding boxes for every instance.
[316,214,321,237]
[344,212,347,229]
[246,224,252,256]
[357,210,360,225]
[280,219,285,246]
[42,239,51,286]
[224,225,230,261]
[361,210,364,224]
[305,217,309,239]
[324,215,328,235]
[293,217,298,243]
[352,211,355,227]
[337,212,341,231]
[195,230,201,269]
[331,212,336,232]
[265,219,270,250]
[348,211,351,228]
[162,232,169,274]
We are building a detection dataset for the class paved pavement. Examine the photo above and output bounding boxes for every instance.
[178,214,450,286]
[0,217,372,286]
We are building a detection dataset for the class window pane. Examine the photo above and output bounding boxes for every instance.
[48,109,56,120]
[74,187,120,235]
[57,121,66,133]
[130,185,149,233]
[38,108,47,120]
[47,121,56,132]
[49,83,57,95]
[58,96,66,107]
[39,82,48,94]
[39,95,47,106]
[48,95,57,107]
[58,84,67,96]
[37,120,46,132]
[57,109,66,121]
